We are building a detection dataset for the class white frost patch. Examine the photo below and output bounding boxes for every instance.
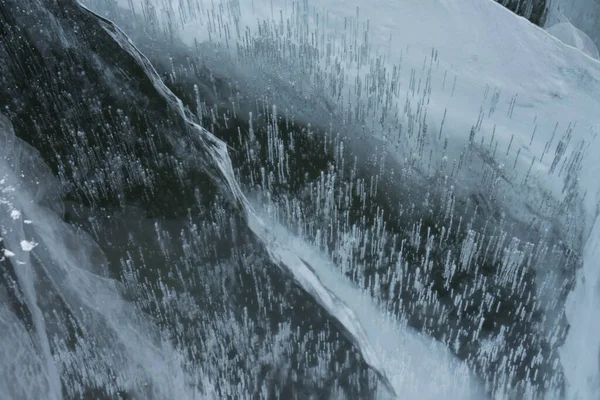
[24,220,33,224]
[19,240,38,252]
[3,249,15,258]
[10,209,21,220]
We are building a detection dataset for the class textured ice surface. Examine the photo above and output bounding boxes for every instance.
[547,22,600,59]
[3,0,600,398]
[248,204,485,399]
[79,0,600,397]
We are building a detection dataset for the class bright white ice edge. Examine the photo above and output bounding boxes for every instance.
[546,22,600,60]
[32,0,600,398]
[247,202,485,399]
[547,0,600,52]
